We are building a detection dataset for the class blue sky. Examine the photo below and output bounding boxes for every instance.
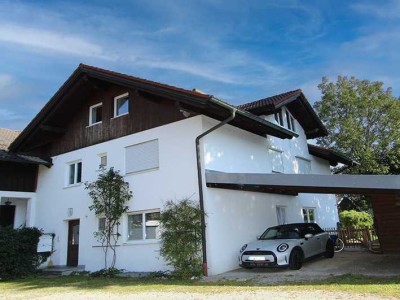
[1,0,399,130]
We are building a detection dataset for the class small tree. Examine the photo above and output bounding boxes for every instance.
[85,168,132,269]
[339,210,373,228]
[159,199,204,279]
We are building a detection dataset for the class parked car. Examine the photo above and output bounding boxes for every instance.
[238,223,334,270]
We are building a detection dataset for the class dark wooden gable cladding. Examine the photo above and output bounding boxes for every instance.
[30,79,188,158]
[0,161,38,192]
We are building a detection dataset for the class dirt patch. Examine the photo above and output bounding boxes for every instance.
[203,250,400,284]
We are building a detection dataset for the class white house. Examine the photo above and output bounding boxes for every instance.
[2,64,353,276]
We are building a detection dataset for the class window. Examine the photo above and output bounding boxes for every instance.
[125,140,159,174]
[127,210,160,241]
[89,103,102,125]
[114,93,129,117]
[286,111,296,132]
[68,161,82,185]
[295,157,311,174]
[98,153,107,168]
[98,217,106,231]
[274,110,284,126]
[276,206,287,225]
[268,148,284,173]
[274,108,296,133]
[302,208,316,223]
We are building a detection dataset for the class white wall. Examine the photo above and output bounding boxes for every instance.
[34,116,204,271]
[0,192,35,228]
[200,115,339,275]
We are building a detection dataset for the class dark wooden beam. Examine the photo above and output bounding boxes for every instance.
[39,125,66,134]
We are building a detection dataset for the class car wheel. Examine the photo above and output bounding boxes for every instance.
[324,239,334,258]
[289,248,303,270]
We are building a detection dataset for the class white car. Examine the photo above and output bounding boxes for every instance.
[239,223,334,270]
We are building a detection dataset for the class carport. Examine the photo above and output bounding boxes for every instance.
[205,170,400,254]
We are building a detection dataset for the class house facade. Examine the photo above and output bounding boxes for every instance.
[4,64,349,275]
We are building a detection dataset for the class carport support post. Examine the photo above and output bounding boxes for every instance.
[195,106,236,276]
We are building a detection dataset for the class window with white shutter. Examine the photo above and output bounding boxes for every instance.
[125,140,159,174]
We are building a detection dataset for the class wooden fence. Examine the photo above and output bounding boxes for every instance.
[323,227,378,249]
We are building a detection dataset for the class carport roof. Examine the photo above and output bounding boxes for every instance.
[205,170,400,196]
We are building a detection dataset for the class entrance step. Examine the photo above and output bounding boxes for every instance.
[41,265,85,276]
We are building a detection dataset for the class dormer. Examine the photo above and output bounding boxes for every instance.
[238,89,328,139]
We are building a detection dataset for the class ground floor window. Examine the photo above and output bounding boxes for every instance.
[302,208,316,223]
[127,210,160,241]
[276,206,287,225]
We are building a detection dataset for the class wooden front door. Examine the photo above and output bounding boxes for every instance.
[67,219,80,266]
[0,205,16,227]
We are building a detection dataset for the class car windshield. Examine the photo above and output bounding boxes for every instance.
[259,226,301,240]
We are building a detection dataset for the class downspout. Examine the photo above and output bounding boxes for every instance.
[196,105,237,277]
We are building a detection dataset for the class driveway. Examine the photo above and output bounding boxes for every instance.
[203,250,400,284]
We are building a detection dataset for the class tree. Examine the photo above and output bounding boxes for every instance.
[85,168,131,269]
[339,210,373,228]
[159,199,204,279]
[314,76,400,212]
[315,76,400,175]
[314,76,400,175]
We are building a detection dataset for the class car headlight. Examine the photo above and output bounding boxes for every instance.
[277,243,289,252]
[240,244,247,253]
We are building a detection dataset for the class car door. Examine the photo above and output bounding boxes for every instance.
[302,225,321,257]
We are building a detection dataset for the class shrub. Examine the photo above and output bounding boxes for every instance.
[159,199,204,279]
[0,226,42,279]
[339,210,373,228]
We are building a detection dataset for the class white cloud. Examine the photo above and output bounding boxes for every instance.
[351,0,400,19]
[0,23,113,60]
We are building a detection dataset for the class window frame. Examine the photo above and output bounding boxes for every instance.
[276,206,287,225]
[98,153,107,169]
[125,139,159,175]
[295,156,311,174]
[89,103,103,126]
[274,110,284,127]
[114,93,129,118]
[302,207,316,223]
[268,148,284,173]
[67,161,82,186]
[126,209,161,243]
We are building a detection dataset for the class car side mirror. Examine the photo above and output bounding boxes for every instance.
[256,235,261,240]
[304,233,313,240]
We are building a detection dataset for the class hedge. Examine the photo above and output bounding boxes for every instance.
[0,226,42,279]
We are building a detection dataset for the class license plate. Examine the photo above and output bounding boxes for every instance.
[247,256,265,261]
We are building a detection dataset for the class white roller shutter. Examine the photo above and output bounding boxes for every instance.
[125,139,159,174]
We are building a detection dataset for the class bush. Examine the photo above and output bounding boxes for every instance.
[339,210,373,228]
[0,226,42,279]
[159,199,204,279]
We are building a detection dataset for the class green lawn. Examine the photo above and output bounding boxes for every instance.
[1,274,399,299]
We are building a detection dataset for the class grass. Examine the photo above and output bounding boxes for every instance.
[1,274,400,299]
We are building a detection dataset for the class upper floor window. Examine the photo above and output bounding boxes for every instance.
[295,157,311,174]
[276,206,287,225]
[114,93,129,117]
[98,153,107,169]
[127,210,160,241]
[268,148,284,173]
[274,108,296,133]
[125,139,159,174]
[89,103,102,126]
[68,161,82,185]
[274,110,284,127]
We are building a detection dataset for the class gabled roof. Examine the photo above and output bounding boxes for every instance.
[0,128,20,150]
[238,90,328,139]
[10,64,296,153]
[0,150,52,167]
[308,144,355,167]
